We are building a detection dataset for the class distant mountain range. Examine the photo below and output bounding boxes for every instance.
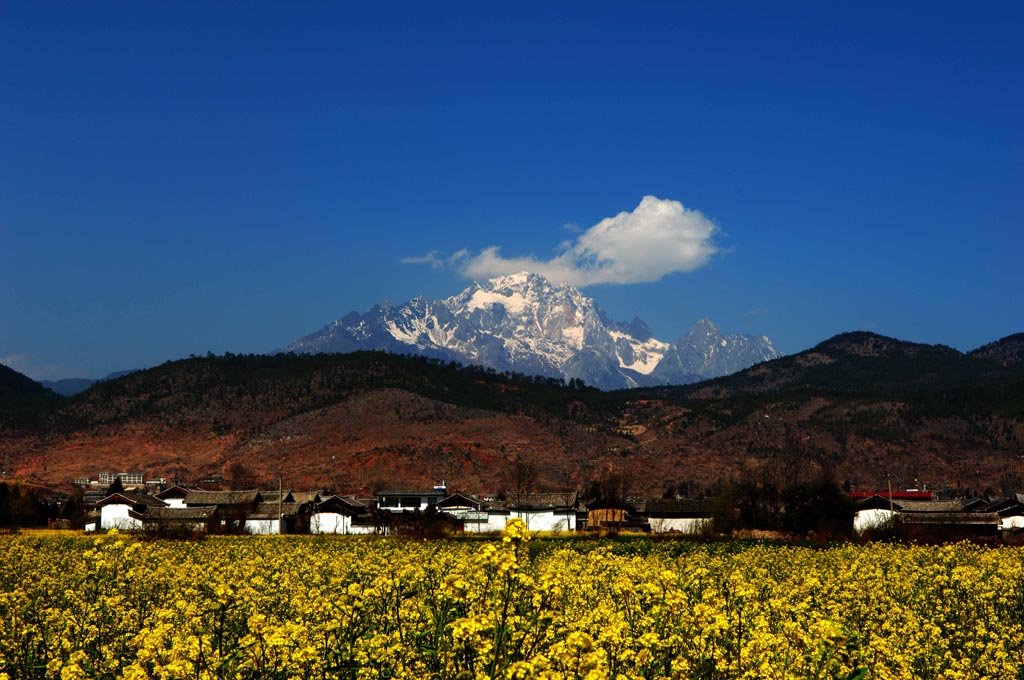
[40,370,138,397]
[286,272,780,390]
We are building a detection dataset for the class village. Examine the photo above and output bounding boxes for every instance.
[79,472,1024,541]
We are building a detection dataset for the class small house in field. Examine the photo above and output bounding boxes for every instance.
[153,485,195,508]
[894,499,1001,538]
[375,486,448,513]
[311,495,369,534]
[94,493,167,531]
[436,492,493,533]
[853,495,899,534]
[639,498,713,534]
[179,490,263,529]
[504,492,578,532]
[969,495,1024,533]
[244,502,312,535]
[586,498,649,532]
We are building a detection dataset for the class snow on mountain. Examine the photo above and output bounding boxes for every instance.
[651,318,780,382]
[284,272,781,389]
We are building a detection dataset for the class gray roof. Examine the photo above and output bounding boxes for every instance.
[135,506,219,521]
[895,511,1000,526]
[248,502,304,520]
[897,500,965,513]
[184,490,262,506]
[318,495,366,513]
[437,493,488,510]
[154,485,195,500]
[290,491,322,505]
[258,490,294,504]
[95,492,167,508]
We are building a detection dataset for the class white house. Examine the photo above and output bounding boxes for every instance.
[310,495,369,534]
[636,498,714,534]
[435,493,506,533]
[504,492,578,533]
[94,493,167,531]
[375,486,448,513]
[154,485,191,508]
[244,502,310,535]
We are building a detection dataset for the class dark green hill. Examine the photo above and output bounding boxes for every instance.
[630,331,1024,421]
[4,334,1023,495]
[969,333,1024,367]
[664,332,1012,395]
[57,351,622,434]
[0,363,61,428]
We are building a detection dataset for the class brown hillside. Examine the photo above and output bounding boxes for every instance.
[3,344,1023,498]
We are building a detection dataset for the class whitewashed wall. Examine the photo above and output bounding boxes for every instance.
[100,505,143,531]
[245,518,281,535]
[311,512,350,534]
[511,510,575,533]
[1001,515,1024,531]
[854,508,894,534]
[647,517,711,534]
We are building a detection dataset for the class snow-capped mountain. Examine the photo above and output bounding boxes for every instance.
[651,318,781,383]
[285,272,780,390]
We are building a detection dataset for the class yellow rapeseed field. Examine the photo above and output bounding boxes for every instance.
[2,521,1023,679]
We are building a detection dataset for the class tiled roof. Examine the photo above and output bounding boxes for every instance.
[184,490,262,506]
[317,495,366,512]
[248,502,304,520]
[897,500,965,513]
[95,493,167,509]
[154,485,194,500]
[137,506,219,521]
[895,511,1000,526]
[437,493,488,510]
[258,491,293,504]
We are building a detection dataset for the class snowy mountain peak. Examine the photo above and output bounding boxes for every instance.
[285,273,781,389]
[686,318,720,338]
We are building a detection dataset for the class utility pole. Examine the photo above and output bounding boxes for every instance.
[278,470,284,535]
[886,473,895,528]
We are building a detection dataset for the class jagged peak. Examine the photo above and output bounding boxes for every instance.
[480,271,569,295]
[679,318,721,343]
[614,316,654,342]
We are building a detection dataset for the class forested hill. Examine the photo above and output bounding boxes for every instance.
[641,332,1024,415]
[0,363,60,429]
[2,333,1023,495]
[53,351,623,434]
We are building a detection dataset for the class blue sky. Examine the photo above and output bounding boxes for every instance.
[2,2,1021,380]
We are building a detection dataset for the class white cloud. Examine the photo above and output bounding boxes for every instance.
[400,251,446,270]
[405,196,720,286]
